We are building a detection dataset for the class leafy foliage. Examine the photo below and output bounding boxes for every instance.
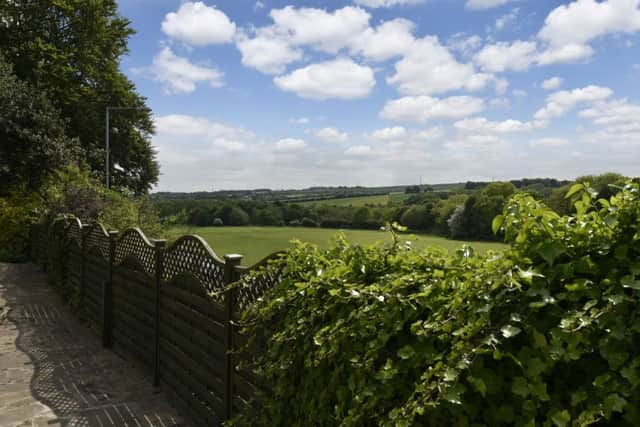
[0,52,79,194]
[0,0,158,193]
[233,182,640,426]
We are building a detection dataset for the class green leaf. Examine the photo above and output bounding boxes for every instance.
[511,376,529,397]
[492,215,504,234]
[550,409,571,427]
[621,275,640,290]
[442,383,466,405]
[397,345,416,360]
[565,183,584,199]
[501,325,522,338]
[536,241,566,266]
[603,394,627,416]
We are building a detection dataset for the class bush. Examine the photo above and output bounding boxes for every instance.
[213,218,224,226]
[234,181,640,426]
[301,217,319,228]
[0,193,39,262]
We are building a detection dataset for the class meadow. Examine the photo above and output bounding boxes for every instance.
[168,226,507,265]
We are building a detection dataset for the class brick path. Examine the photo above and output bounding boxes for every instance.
[0,263,187,427]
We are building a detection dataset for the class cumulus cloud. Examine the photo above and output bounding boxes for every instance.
[313,127,349,143]
[387,36,492,95]
[541,77,564,90]
[161,2,236,46]
[289,117,310,124]
[538,0,640,48]
[275,138,307,151]
[447,34,483,57]
[269,6,371,54]
[274,58,375,100]
[466,0,512,10]
[495,8,519,31]
[474,40,538,72]
[381,95,485,122]
[537,43,594,65]
[345,145,374,156]
[354,0,424,7]
[151,47,224,94]
[235,27,303,74]
[155,114,253,152]
[350,19,416,61]
[578,99,640,144]
[454,117,548,134]
[534,85,613,120]
[368,126,444,141]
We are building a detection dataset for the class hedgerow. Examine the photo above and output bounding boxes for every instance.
[233,182,640,426]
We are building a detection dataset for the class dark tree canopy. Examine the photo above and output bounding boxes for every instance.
[0,0,159,193]
[0,54,79,195]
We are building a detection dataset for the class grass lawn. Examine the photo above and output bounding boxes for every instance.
[168,226,507,265]
[297,193,408,207]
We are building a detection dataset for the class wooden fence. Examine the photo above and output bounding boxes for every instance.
[30,217,283,426]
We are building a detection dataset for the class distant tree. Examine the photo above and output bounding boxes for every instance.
[227,207,250,226]
[405,185,421,194]
[0,53,79,195]
[0,0,159,193]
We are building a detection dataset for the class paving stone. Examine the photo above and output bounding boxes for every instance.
[0,263,188,427]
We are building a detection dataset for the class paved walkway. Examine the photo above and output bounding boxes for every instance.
[0,263,187,427]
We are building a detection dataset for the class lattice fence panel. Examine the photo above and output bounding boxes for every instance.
[233,253,284,315]
[163,236,226,300]
[84,223,110,261]
[111,264,155,371]
[114,228,155,277]
[159,274,227,427]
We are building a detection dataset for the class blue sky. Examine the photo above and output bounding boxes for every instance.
[118,0,640,191]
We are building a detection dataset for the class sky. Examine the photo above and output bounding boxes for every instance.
[117,0,640,191]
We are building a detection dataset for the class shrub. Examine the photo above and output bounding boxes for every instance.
[234,181,640,426]
[301,217,319,228]
[213,218,224,226]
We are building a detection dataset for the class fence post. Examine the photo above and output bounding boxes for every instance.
[103,230,119,348]
[152,239,166,388]
[223,254,243,422]
[79,222,87,317]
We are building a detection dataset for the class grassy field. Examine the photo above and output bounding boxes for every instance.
[168,226,507,265]
[297,193,409,207]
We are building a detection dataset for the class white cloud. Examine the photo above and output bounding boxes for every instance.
[495,8,519,31]
[454,117,548,134]
[513,89,527,97]
[289,117,310,124]
[314,127,349,142]
[269,6,371,53]
[536,43,594,65]
[381,95,485,122]
[345,145,374,156]
[151,47,224,94]
[530,137,570,147]
[369,126,408,141]
[579,99,640,132]
[634,64,640,71]
[275,138,307,151]
[538,0,640,48]
[368,126,444,141]
[541,77,563,90]
[354,0,424,7]
[466,0,512,10]
[155,114,253,152]
[274,58,375,100]
[534,85,613,120]
[474,40,538,72]
[235,27,303,74]
[161,2,236,46]
[350,19,416,61]
[447,34,483,57]
[387,36,492,95]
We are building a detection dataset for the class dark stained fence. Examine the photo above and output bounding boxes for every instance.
[31,217,283,427]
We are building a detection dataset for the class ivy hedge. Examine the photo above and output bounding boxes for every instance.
[233,182,640,426]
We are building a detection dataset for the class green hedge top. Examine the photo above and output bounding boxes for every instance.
[233,182,640,427]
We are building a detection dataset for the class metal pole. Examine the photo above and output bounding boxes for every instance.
[105,108,110,189]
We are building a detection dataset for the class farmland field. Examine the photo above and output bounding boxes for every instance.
[296,193,409,207]
[168,226,507,265]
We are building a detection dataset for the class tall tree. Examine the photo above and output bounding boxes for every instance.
[0,53,79,195]
[0,0,159,193]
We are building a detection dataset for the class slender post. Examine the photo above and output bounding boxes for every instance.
[103,230,119,348]
[223,254,243,422]
[152,239,166,388]
[80,222,87,319]
[105,108,110,188]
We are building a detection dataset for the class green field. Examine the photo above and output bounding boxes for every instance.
[168,226,507,265]
[297,193,408,207]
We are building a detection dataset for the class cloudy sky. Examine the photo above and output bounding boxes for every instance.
[119,0,640,191]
